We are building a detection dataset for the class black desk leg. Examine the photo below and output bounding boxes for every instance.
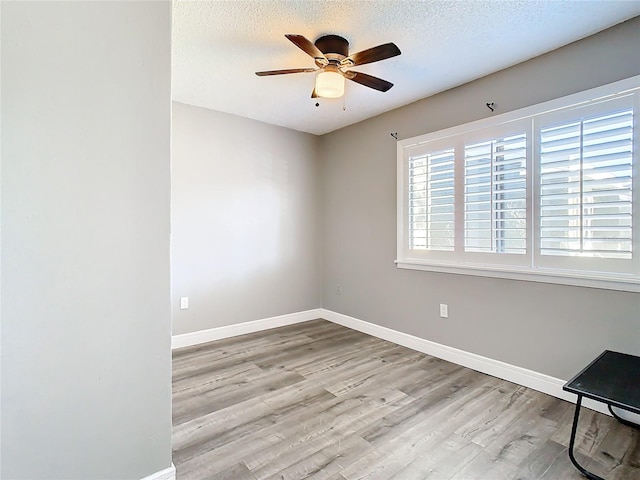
[568,395,604,480]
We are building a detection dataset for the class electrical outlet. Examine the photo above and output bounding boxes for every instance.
[439,303,448,318]
[180,297,189,310]
[336,284,342,295]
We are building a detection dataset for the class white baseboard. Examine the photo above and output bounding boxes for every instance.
[170,307,614,416]
[172,309,324,349]
[319,309,610,416]
[141,463,175,480]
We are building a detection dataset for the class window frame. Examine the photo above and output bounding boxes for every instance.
[396,76,640,293]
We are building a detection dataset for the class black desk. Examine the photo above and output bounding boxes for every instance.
[563,350,640,480]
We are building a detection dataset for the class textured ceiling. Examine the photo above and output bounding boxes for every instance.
[172,1,640,135]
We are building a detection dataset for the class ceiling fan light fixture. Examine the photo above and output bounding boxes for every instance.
[315,69,344,98]
[255,34,401,98]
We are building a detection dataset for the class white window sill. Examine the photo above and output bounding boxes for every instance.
[395,260,640,293]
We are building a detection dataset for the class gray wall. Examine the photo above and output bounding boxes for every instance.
[171,103,321,335]
[320,17,640,380]
[1,2,172,479]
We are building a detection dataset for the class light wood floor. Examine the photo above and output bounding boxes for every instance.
[172,319,639,480]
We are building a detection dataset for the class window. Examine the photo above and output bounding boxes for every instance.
[397,77,639,292]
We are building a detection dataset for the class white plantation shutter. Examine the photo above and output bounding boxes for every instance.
[464,134,527,254]
[398,78,639,290]
[408,148,455,251]
[538,103,634,264]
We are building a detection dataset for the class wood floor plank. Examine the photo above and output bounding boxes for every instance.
[244,398,366,475]
[173,362,265,400]
[449,449,524,480]
[293,338,399,378]
[550,404,614,456]
[456,385,542,447]
[337,444,406,480]
[172,320,640,480]
[514,439,584,480]
[173,367,306,425]
[585,419,640,480]
[356,372,497,448]
[481,396,561,468]
[246,389,409,477]
[260,447,336,480]
[205,462,256,480]
[359,379,510,475]
[172,396,275,464]
[387,432,483,480]
[270,435,374,480]
[177,431,285,480]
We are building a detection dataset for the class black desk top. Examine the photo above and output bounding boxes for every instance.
[563,350,640,414]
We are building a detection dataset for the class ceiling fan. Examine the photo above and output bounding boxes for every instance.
[256,34,401,99]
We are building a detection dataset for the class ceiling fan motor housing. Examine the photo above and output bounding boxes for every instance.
[314,35,349,58]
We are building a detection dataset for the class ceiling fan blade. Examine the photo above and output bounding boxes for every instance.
[345,71,394,92]
[255,68,317,76]
[285,34,328,63]
[341,43,401,67]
